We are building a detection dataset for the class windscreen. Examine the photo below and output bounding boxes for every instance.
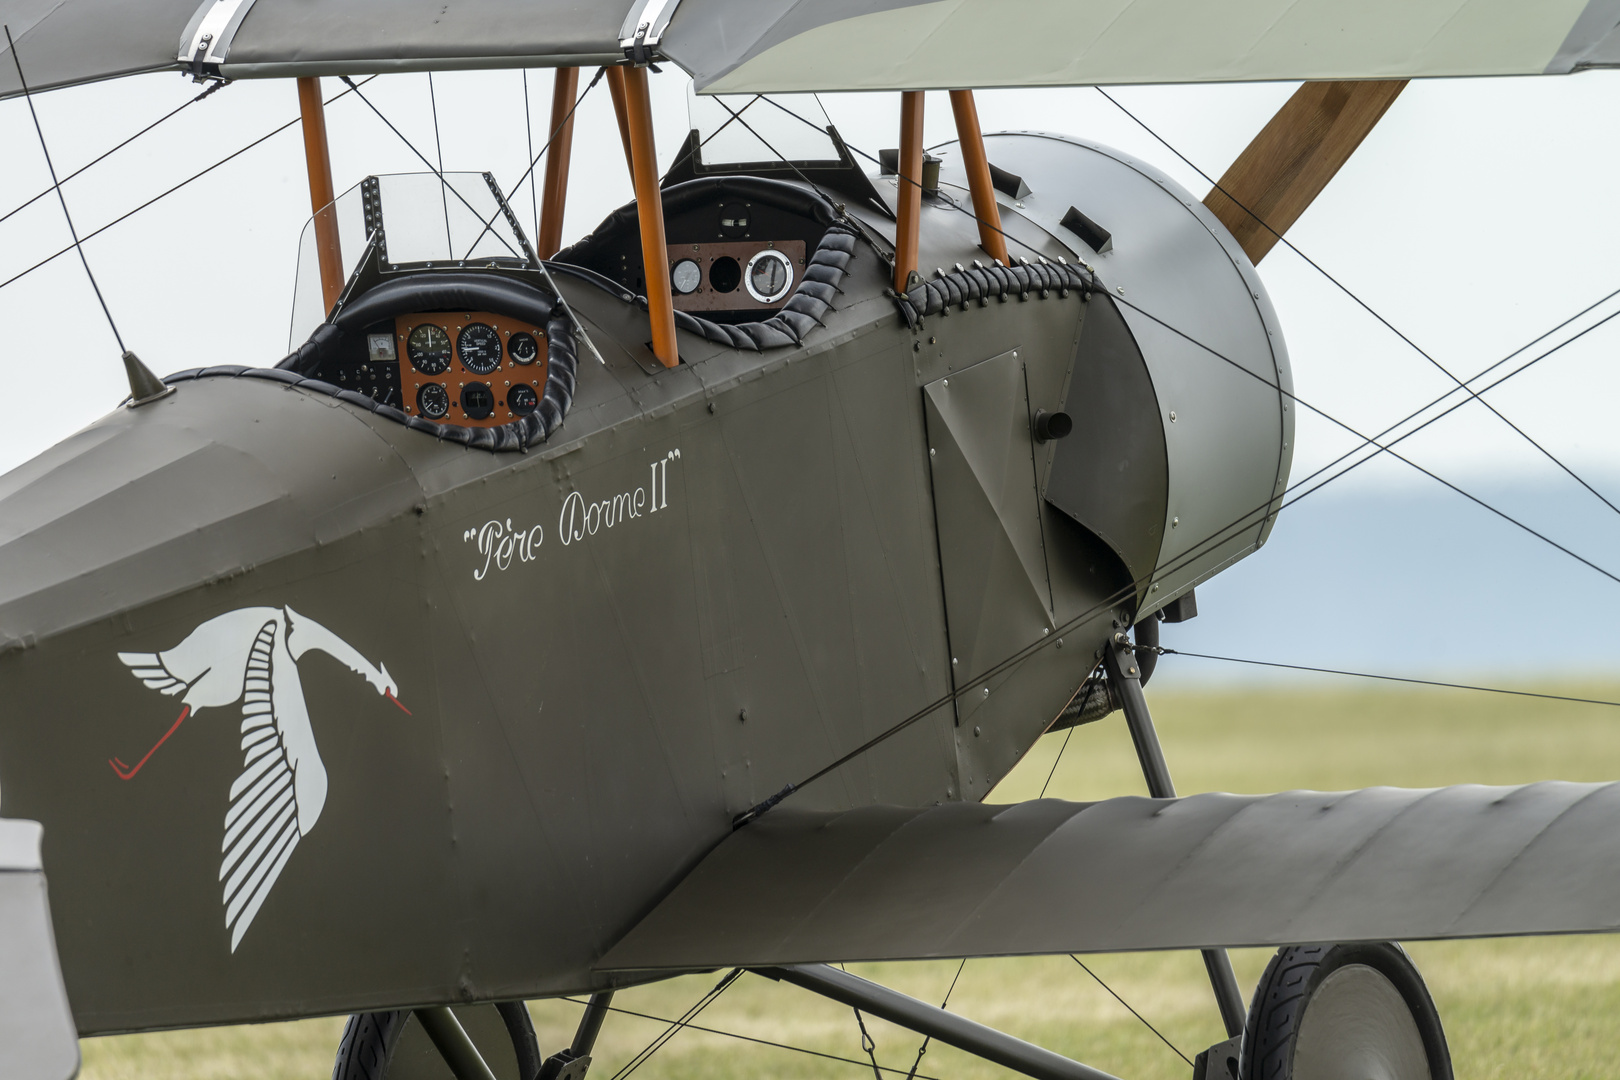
[686,87,841,167]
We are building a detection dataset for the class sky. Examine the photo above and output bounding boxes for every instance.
[2,64,1619,681]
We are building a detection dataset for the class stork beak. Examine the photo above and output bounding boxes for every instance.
[385,689,411,715]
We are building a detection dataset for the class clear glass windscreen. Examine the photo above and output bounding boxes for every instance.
[686,87,841,167]
[289,173,528,351]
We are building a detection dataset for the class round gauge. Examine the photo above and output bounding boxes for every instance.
[745,249,794,303]
[416,382,450,420]
[457,323,502,374]
[671,258,702,295]
[509,332,540,365]
[709,256,741,294]
[406,324,453,375]
[461,382,494,421]
[509,384,538,416]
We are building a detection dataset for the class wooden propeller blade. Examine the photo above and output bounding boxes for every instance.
[1205,80,1406,265]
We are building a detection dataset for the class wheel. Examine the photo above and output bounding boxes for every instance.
[1241,943,1452,1080]
[333,1002,542,1080]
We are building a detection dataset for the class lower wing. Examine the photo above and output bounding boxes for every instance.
[599,782,1620,970]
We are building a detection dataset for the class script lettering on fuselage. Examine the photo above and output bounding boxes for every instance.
[464,449,681,579]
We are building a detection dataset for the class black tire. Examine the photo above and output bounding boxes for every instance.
[1241,943,1452,1080]
[332,1003,542,1080]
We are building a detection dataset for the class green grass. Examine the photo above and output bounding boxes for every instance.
[82,680,1620,1079]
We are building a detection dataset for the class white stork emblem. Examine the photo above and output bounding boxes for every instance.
[114,606,406,951]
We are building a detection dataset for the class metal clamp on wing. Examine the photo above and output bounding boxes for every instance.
[176,0,258,81]
[618,0,683,65]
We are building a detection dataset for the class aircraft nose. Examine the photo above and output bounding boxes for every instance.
[0,375,420,650]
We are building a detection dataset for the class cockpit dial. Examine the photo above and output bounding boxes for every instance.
[671,258,702,295]
[416,382,450,419]
[458,323,502,374]
[508,332,539,365]
[407,324,453,375]
[746,249,794,304]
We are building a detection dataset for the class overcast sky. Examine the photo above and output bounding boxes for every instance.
[2,66,1618,495]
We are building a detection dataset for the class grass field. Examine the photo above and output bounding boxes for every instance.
[79,679,1620,1079]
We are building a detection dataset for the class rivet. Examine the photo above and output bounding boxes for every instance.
[982,687,990,698]
[1169,411,1177,422]
[738,708,748,723]
[973,726,982,736]
[1171,517,1179,528]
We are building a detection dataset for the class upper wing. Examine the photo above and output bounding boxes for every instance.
[598,782,1620,971]
[217,617,301,953]
[6,0,1618,100]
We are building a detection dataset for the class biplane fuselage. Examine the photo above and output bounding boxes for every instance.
[0,132,1288,1032]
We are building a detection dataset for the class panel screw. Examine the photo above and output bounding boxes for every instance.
[739,708,748,723]
[1171,517,1179,528]
[973,726,981,737]
[982,687,990,698]
[1169,411,1177,422]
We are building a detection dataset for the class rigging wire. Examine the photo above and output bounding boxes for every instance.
[0,78,226,232]
[0,76,379,296]
[336,76,522,261]
[561,996,948,1080]
[1040,665,1101,798]
[608,968,744,1080]
[523,70,539,240]
[1092,85,1620,523]
[5,24,126,352]
[1070,956,1191,1067]
[1138,646,1620,708]
[902,958,969,1080]
[427,73,454,258]
[456,65,605,261]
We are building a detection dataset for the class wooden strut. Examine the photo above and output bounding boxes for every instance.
[296,76,344,315]
[1205,79,1407,265]
[948,90,1009,266]
[536,66,580,260]
[621,66,678,368]
[604,66,636,173]
[893,91,925,293]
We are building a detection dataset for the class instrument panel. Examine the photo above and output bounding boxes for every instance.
[392,311,547,428]
[665,240,806,313]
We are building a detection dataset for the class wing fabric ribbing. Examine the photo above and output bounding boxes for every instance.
[219,618,300,952]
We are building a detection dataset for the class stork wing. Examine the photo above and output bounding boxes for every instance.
[5,0,1618,99]
[598,782,1620,971]
[218,617,300,953]
[115,651,187,696]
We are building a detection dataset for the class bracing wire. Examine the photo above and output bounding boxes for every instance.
[0,78,226,232]
[1040,665,1101,798]
[1139,646,1620,708]
[336,75,522,261]
[1092,85,1620,523]
[0,76,379,297]
[607,969,743,1080]
[6,24,126,353]
[456,65,605,262]
[522,70,539,240]
[1070,955,1192,1067]
[562,996,947,1080]
[902,958,968,1080]
[427,72,454,259]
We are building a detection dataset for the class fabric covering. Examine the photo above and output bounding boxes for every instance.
[5,0,1619,100]
[600,782,1620,969]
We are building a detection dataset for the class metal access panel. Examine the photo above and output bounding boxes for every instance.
[924,350,1075,799]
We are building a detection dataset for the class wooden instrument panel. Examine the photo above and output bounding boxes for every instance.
[665,239,806,313]
[394,311,548,429]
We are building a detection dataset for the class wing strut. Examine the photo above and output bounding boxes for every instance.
[893,91,924,292]
[603,67,636,174]
[296,76,343,314]
[760,964,1121,1080]
[1204,80,1406,264]
[948,91,1009,267]
[1105,634,1246,1038]
[620,65,678,368]
[536,67,580,259]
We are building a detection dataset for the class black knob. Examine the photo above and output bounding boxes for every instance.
[1034,409,1072,443]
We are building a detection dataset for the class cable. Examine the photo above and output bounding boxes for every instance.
[336,75,521,261]
[0,76,378,296]
[608,968,743,1080]
[427,72,454,258]
[457,65,605,261]
[901,958,968,1080]
[1070,955,1191,1067]
[522,69,538,240]
[1040,665,1101,798]
[1092,86,1620,524]
[1144,646,1620,708]
[6,24,126,352]
[561,996,947,1080]
[0,79,226,232]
